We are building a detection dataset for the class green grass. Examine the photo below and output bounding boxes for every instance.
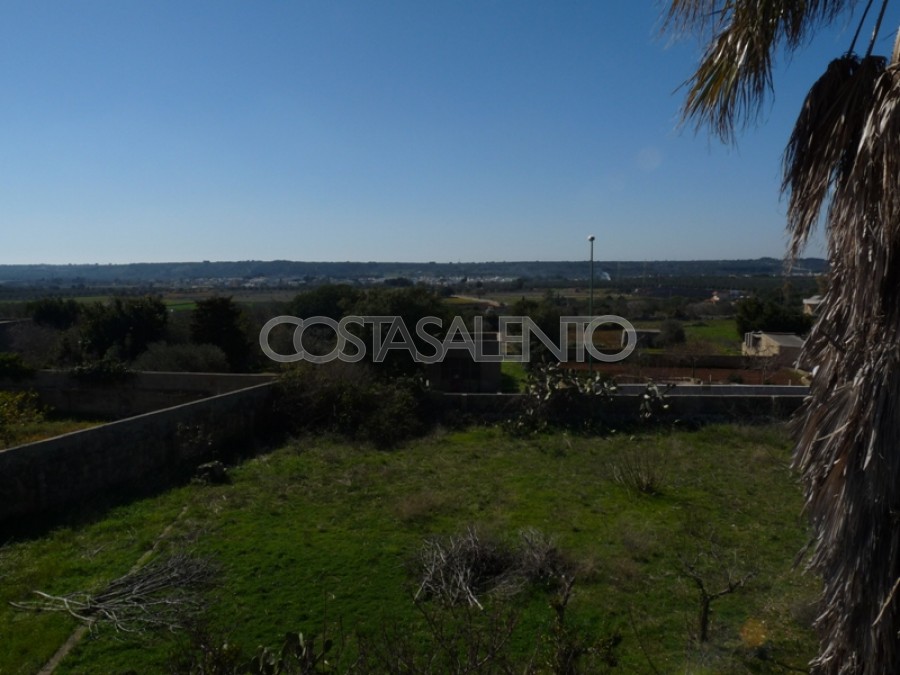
[500,360,528,392]
[0,424,818,673]
[0,418,103,450]
[684,319,742,354]
[162,299,198,312]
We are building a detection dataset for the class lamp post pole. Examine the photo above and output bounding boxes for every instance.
[588,235,595,377]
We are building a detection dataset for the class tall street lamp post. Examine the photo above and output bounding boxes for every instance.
[588,235,595,377]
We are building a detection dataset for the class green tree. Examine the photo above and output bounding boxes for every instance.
[26,297,81,330]
[79,296,167,361]
[667,1,900,671]
[657,319,686,347]
[288,284,361,321]
[508,296,566,367]
[190,296,252,371]
[349,286,451,376]
[285,285,450,377]
[734,296,812,336]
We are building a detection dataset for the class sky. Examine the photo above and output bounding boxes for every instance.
[3,1,898,265]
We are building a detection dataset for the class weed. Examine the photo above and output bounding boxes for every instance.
[612,444,666,496]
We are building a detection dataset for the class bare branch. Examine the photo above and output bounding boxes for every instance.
[10,553,217,634]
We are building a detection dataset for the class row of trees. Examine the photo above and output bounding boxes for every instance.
[23,295,254,373]
[15,286,458,376]
[15,280,814,377]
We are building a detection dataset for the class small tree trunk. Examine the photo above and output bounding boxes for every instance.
[698,596,711,642]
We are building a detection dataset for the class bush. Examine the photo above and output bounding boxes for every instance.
[0,390,44,446]
[612,444,666,495]
[657,319,686,347]
[506,364,617,435]
[27,297,81,330]
[190,297,253,372]
[414,526,574,608]
[133,342,230,373]
[79,296,167,361]
[69,356,135,383]
[275,362,431,448]
[0,352,35,380]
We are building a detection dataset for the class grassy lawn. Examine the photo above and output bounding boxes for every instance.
[162,299,198,312]
[683,319,742,354]
[500,360,528,392]
[0,424,819,673]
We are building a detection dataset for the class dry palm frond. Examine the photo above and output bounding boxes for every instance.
[665,0,854,36]
[791,61,900,674]
[783,54,886,258]
[667,0,859,141]
[666,1,900,671]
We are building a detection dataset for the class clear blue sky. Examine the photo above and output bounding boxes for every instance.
[3,1,893,264]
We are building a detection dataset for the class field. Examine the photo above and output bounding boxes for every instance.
[0,424,819,673]
[683,320,743,355]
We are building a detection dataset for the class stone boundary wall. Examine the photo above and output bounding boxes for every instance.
[616,384,809,397]
[0,382,275,524]
[0,378,806,525]
[565,351,771,369]
[438,389,807,422]
[0,370,277,419]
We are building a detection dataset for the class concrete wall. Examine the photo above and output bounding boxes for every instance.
[0,382,274,524]
[0,375,806,525]
[616,383,809,397]
[437,389,807,422]
[0,370,276,419]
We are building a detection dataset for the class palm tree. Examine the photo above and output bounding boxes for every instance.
[666,1,900,672]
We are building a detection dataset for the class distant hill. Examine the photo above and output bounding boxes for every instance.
[0,258,827,286]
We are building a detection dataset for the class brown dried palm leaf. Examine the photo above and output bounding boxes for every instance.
[792,62,900,674]
[783,54,885,259]
[667,0,859,140]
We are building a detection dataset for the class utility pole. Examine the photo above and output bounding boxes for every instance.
[588,235,595,377]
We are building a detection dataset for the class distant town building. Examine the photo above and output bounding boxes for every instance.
[742,332,805,366]
[710,289,744,303]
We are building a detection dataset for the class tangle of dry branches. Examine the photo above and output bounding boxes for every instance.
[10,552,217,634]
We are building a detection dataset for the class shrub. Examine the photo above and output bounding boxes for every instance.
[657,319,686,347]
[506,364,617,435]
[79,296,167,361]
[27,297,81,330]
[507,367,674,435]
[190,297,253,372]
[274,361,431,448]
[69,356,135,383]
[414,526,574,608]
[0,390,44,445]
[612,444,666,495]
[0,352,35,380]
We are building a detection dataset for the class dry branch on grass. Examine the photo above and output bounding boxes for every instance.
[10,552,217,633]
[414,526,572,609]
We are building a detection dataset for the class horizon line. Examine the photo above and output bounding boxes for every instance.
[0,255,825,267]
